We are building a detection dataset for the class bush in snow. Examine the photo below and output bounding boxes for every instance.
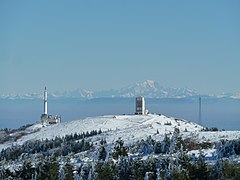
[112,138,128,160]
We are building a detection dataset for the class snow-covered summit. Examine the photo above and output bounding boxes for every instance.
[0,114,198,150]
[21,114,202,142]
[1,114,240,152]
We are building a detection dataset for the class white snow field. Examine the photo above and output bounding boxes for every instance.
[1,114,240,152]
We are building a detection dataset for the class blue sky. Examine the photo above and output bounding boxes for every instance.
[0,0,239,94]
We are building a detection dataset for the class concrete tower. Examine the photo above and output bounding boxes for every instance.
[135,96,146,115]
[43,86,48,115]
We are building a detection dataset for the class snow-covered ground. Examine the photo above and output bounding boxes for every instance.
[1,114,240,152]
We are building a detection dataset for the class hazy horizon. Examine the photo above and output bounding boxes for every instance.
[1,97,240,131]
[1,79,240,97]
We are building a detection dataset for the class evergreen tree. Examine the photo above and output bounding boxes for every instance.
[154,141,162,154]
[80,163,90,180]
[188,152,209,180]
[3,168,14,179]
[64,163,74,180]
[188,162,198,180]
[234,140,240,155]
[169,127,183,153]
[0,165,3,180]
[98,146,107,161]
[212,155,223,179]
[145,157,157,180]
[131,159,145,180]
[222,160,240,179]
[100,138,107,145]
[20,160,35,179]
[196,152,209,179]
[112,138,128,160]
[161,134,170,153]
[49,155,59,180]
[94,160,117,180]
[117,157,132,180]
[138,136,154,155]
[36,160,51,180]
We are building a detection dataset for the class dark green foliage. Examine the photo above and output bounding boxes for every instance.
[196,153,209,179]
[19,160,35,179]
[131,159,145,180]
[64,163,74,180]
[212,157,223,179]
[36,160,51,180]
[188,153,210,180]
[144,158,157,179]
[154,141,161,154]
[117,157,132,180]
[112,138,128,159]
[199,141,213,149]
[98,146,107,161]
[49,156,59,180]
[171,170,188,180]
[182,137,213,151]
[222,161,240,179]
[80,163,91,180]
[161,134,170,153]
[2,130,240,180]
[100,138,107,145]
[94,161,117,180]
[2,168,18,179]
[234,140,240,155]
[0,130,102,161]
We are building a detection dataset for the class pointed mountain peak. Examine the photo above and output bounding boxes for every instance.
[137,80,158,89]
[143,80,157,87]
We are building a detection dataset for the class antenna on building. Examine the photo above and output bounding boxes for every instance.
[198,96,202,125]
[41,86,61,125]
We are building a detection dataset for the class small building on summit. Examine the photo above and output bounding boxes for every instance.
[41,87,61,124]
[135,96,148,115]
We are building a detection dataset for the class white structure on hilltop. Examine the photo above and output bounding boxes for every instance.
[135,96,148,115]
[43,86,48,115]
[41,87,61,124]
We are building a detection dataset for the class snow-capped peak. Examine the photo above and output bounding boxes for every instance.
[2,80,239,100]
[140,80,157,89]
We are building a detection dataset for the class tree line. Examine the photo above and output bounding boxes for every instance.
[1,128,240,179]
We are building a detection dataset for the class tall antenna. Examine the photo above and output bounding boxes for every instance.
[198,96,202,125]
[44,86,48,115]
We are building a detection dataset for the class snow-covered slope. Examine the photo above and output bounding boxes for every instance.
[1,114,240,152]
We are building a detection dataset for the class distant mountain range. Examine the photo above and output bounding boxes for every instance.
[1,80,240,100]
